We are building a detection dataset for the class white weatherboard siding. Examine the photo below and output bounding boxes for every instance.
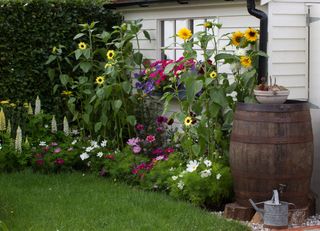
[267,1,308,99]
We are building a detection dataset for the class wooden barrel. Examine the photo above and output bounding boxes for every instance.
[229,101,313,208]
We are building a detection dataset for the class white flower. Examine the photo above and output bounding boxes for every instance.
[216,173,222,180]
[97,152,103,158]
[101,140,107,147]
[227,91,238,102]
[71,140,77,145]
[71,129,79,135]
[87,161,91,167]
[169,167,175,172]
[204,159,212,167]
[179,170,187,178]
[15,126,22,153]
[90,140,98,147]
[51,115,57,134]
[172,176,178,181]
[63,116,69,136]
[177,180,184,190]
[44,124,49,128]
[230,63,241,73]
[85,146,94,153]
[235,48,246,56]
[186,160,199,173]
[80,152,90,160]
[0,144,2,150]
[34,96,41,115]
[200,169,212,178]
[39,141,46,146]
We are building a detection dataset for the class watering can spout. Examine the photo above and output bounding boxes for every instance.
[249,199,264,216]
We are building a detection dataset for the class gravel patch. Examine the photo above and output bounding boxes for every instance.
[248,214,320,231]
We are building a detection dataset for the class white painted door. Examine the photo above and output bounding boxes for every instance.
[309,4,320,107]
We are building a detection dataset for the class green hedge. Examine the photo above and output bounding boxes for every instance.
[0,0,121,111]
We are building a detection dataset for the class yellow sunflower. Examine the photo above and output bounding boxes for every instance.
[244,27,258,42]
[240,56,252,68]
[177,27,192,41]
[95,76,105,85]
[107,50,115,60]
[105,63,113,68]
[210,71,217,79]
[204,22,213,29]
[78,42,87,50]
[231,31,244,47]
[61,90,73,96]
[184,116,193,126]
[52,46,58,54]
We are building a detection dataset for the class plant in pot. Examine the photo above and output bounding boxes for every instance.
[254,77,289,104]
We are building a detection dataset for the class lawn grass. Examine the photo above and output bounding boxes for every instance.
[0,171,249,231]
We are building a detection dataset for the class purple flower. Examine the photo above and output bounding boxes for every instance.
[127,137,140,146]
[135,82,144,90]
[156,116,168,124]
[132,145,141,154]
[144,81,155,94]
[50,142,58,146]
[165,147,175,153]
[156,127,164,133]
[152,148,163,155]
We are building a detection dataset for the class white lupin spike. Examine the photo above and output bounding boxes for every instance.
[15,126,22,153]
[6,120,11,136]
[51,115,57,133]
[34,96,41,115]
[0,108,6,131]
[28,103,34,115]
[63,116,69,136]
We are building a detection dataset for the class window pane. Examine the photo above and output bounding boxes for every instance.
[164,21,175,48]
[163,49,175,60]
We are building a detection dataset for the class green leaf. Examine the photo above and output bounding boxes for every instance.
[143,30,151,41]
[75,49,82,60]
[89,95,97,103]
[96,88,105,99]
[164,63,175,75]
[59,74,70,86]
[133,52,143,66]
[94,122,102,133]
[83,114,90,125]
[185,78,203,103]
[215,53,237,62]
[83,89,92,95]
[83,49,91,59]
[45,55,57,65]
[79,62,92,73]
[78,76,88,85]
[105,85,113,99]
[100,113,108,126]
[126,115,136,126]
[113,100,122,112]
[121,81,131,94]
[48,68,55,82]
[73,33,85,40]
[53,85,59,94]
[192,144,201,156]
[210,88,228,108]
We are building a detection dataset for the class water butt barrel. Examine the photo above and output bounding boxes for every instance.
[229,100,313,208]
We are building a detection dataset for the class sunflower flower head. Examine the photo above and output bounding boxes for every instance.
[210,71,217,79]
[105,63,113,69]
[107,50,115,60]
[61,90,73,96]
[95,76,105,85]
[78,42,87,50]
[177,27,192,41]
[184,116,193,127]
[244,27,258,42]
[231,31,244,47]
[204,22,213,29]
[240,56,252,68]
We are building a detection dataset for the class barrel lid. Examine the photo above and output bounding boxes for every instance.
[236,100,310,112]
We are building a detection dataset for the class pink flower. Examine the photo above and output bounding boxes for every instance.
[165,147,175,154]
[127,137,140,146]
[132,145,141,154]
[55,158,64,165]
[50,142,58,146]
[135,124,144,131]
[156,127,164,133]
[53,147,62,154]
[156,116,168,124]
[146,135,155,143]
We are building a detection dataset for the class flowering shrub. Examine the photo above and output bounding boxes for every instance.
[134,57,197,95]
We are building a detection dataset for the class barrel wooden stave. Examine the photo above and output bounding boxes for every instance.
[229,102,313,208]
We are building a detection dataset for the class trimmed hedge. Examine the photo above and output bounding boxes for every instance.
[0,0,121,111]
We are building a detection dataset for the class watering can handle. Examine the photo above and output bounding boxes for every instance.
[249,199,264,215]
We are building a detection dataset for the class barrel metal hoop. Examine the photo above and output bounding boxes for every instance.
[231,170,312,180]
[236,101,310,112]
[231,134,313,144]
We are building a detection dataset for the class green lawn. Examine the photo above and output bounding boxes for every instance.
[0,171,249,231]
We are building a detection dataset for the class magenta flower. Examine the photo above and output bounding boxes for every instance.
[55,158,64,165]
[152,148,163,155]
[53,147,62,154]
[146,135,155,143]
[36,159,44,166]
[132,145,141,154]
[156,127,164,133]
[127,137,140,146]
[156,116,168,124]
[50,142,58,146]
[165,147,175,153]
[135,124,144,131]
